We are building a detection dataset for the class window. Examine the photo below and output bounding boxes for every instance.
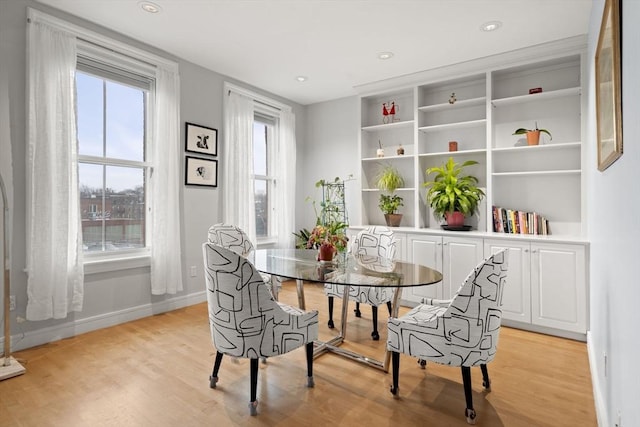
[253,115,276,240]
[76,56,152,255]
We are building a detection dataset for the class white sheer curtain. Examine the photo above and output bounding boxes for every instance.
[26,21,83,320]
[150,67,183,295]
[223,91,256,242]
[276,109,296,248]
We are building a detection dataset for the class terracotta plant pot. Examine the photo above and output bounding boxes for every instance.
[384,213,403,227]
[445,211,465,227]
[526,130,541,146]
[318,244,335,262]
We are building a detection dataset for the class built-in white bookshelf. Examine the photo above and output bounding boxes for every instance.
[357,46,585,239]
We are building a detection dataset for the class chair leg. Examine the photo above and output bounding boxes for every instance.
[390,351,400,395]
[371,305,380,340]
[306,342,315,387]
[461,366,476,424]
[210,351,223,388]
[327,297,335,329]
[249,358,259,416]
[354,301,362,317]
[387,301,392,316]
[480,364,491,390]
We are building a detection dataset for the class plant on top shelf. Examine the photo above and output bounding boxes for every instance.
[513,121,552,146]
[376,163,405,227]
[423,157,485,228]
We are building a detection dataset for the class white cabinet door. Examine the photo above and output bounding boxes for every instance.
[484,240,532,323]
[393,232,407,261]
[531,243,586,333]
[442,236,485,299]
[404,235,443,302]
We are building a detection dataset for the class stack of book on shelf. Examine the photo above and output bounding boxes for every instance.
[492,206,550,235]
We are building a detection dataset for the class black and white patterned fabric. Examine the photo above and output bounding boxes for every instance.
[207,223,255,257]
[208,223,275,292]
[203,243,318,358]
[387,249,509,366]
[324,226,397,305]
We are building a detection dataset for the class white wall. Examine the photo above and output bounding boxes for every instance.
[297,96,360,231]
[587,1,640,426]
[0,0,305,350]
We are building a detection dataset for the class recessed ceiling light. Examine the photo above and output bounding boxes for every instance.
[480,21,502,32]
[139,1,161,13]
[378,52,394,60]
[295,76,308,82]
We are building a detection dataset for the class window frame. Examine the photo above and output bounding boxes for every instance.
[75,42,157,266]
[253,112,278,244]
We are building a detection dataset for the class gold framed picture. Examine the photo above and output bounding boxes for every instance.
[595,0,623,171]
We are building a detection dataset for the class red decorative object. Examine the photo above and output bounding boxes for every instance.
[318,242,336,262]
[382,103,390,124]
[449,141,458,152]
[529,87,543,94]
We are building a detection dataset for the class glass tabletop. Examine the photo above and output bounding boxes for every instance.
[252,249,442,288]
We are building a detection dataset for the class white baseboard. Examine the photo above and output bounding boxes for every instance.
[5,291,207,353]
[587,331,607,427]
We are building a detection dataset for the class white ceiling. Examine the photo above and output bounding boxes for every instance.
[36,0,593,106]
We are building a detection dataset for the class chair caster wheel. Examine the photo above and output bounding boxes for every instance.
[327,319,334,329]
[418,359,427,369]
[209,375,218,388]
[371,331,380,341]
[249,400,258,416]
[307,376,315,388]
[354,308,362,317]
[482,379,491,390]
[389,385,398,396]
[465,408,476,425]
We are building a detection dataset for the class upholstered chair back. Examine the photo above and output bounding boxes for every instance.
[350,226,397,260]
[207,223,254,257]
[203,243,318,359]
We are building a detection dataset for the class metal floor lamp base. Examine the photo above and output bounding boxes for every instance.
[0,356,26,381]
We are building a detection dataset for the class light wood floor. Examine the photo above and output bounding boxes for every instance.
[0,281,597,426]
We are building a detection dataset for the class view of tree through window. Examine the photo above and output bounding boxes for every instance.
[76,71,148,253]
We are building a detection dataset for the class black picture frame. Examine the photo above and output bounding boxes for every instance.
[185,122,217,156]
[185,156,218,187]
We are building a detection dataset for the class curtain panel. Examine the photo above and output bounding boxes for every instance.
[150,67,183,295]
[26,21,84,320]
[223,91,257,243]
[276,109,296,248]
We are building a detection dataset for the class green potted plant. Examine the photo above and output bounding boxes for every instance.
[513,121,552,146]
[375,164,405,227]
[423,157,485,227]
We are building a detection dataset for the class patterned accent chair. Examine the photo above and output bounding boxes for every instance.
[324,226,397,340]
[203,243,319,416]
[207,223,277,297]
[386,249,509,425]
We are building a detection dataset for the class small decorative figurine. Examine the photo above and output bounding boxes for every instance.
[382,103,390,124]
[389,101,398,122]
[449,93,456,104]
[377,140,385,157]
[397,144,405,155]
[449,141,458,152]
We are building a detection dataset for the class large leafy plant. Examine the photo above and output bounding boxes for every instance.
[423,157,485,220]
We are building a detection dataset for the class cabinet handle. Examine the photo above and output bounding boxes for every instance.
[524,249,529,253]
[532,249,538,253]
